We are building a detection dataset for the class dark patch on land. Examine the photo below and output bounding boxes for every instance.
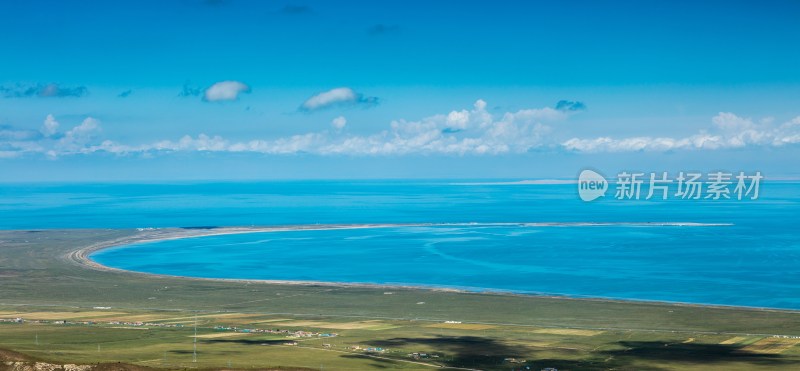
[366,335,533,369]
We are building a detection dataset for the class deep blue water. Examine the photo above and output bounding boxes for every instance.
[2,181,799,309]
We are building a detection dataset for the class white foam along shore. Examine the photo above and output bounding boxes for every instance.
[520,222,733,227]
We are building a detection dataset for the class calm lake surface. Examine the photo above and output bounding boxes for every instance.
[2,181,798,309]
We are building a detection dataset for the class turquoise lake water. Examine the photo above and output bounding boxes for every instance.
[2,181,798,309]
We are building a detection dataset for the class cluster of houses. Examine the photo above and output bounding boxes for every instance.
[408,352,440,360]
[107,321,182,328]
[213,325,337,338]
[0,317,183,328]
[1,317,335,341]
[2,317,343,340]
[348,345,386,353]
[503,366,557,371]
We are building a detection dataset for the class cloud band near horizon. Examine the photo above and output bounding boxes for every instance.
[2,100,799,160]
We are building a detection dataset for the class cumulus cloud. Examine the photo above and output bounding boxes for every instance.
[41,115,60,137]
[331,116,347,130]
[502,106,568,123]
[0,115,103,158]
[300,87,379,112]
[562,112,800,152]
[56,117,102,154]
[0,83,88,98]
[203,81,251,102]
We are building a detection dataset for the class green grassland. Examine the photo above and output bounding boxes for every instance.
[1,229,800,370]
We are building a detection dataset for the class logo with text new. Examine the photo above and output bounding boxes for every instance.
[578,169,608,202]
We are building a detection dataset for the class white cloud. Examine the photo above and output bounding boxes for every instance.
[712,112,754,131]
[315,99,550,155]
[562,112,800,152]
[331,116,347,130]
[300,87,378,111]
[5,108,800,160]
[0,128,40,141]
[502,107,567,123]
[61,100,554,157]
[41,114,59,137]
[446,110,470,129]
[0,115,101,158]
[773,116,800,146]
[203,81,250,102]
[562,136,711,152]
[56,117,102,154]
[65,117,100,138]
[305,88,355,109]
[0,140,44,158]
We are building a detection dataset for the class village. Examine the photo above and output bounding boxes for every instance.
[0,316,339,339]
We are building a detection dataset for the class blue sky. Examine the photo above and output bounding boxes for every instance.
[1,0,799,180]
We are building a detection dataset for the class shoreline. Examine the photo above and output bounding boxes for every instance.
[64,222,798,314]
